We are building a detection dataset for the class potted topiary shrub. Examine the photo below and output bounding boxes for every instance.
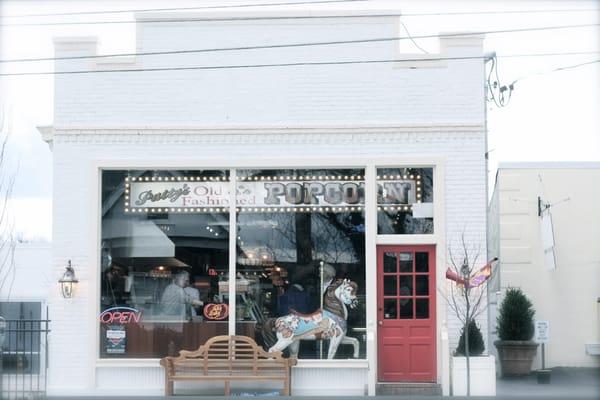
[494,287,538,376]
[456,320,485,357]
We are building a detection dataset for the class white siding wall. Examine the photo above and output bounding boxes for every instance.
[495,165,600,368]
[47,10,487,395]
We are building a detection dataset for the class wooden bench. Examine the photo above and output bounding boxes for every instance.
[160,335,297,396]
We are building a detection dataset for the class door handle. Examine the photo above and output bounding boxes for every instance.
[378,320,383,325]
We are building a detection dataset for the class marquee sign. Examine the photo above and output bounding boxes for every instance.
[377,173,423,212]
[124,175,423,213]
[125,179,367,212]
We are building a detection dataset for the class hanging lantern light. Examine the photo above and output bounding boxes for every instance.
[59,260,78,299]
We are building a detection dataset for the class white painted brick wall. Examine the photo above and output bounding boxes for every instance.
[54,14,484,127]
[47,11,487,395]
[47,129,487,394]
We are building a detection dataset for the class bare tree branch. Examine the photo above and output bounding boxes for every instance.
[0,107,17,301]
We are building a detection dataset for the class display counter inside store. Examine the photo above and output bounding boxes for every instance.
[100,320,257,358]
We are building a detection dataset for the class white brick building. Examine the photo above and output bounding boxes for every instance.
[40,9,489,396]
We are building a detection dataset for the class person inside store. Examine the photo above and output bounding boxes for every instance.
[184,275,204,318]
[277,282,314,316]
[160,270,204,320]
[101,264,127,307]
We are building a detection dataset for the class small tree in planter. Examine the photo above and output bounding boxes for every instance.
[444,234,498,396]
[494,287,538,376]
[455,320,485,357]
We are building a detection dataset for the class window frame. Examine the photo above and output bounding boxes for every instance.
[92,157,444,372]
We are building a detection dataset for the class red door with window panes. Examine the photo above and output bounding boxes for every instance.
[377,245,436,382]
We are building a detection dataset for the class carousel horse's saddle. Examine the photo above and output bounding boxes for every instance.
[289,308,323,318]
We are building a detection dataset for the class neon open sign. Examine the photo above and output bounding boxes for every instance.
[99,307,142,324]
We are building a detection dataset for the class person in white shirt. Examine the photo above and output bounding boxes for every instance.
[160,271,203,319]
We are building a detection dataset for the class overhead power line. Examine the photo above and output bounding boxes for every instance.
[502,51,600,58]
[4,12,406,27]
[1,24,598,64]
[512,59,600,84]
[2,3,597,19]
[1,55,597,77]
[487,54,600,108]
[1,0,367,18]
[2,10,600,27]
[401,8,599,17]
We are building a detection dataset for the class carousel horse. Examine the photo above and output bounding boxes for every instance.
[267,279,359,359]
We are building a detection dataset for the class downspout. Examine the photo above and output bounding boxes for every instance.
[483,51,495,357]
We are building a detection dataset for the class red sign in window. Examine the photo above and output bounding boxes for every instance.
[204,303,229,320]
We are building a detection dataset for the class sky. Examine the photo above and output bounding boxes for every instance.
[0,0,598,240]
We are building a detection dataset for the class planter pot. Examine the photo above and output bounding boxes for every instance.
[536,369,551,384]
[451,355,496,396]
[494,340,539,376]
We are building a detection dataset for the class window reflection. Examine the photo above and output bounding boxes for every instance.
[377,168,434,234]
[100,170,230,358]
[235,169,366,360]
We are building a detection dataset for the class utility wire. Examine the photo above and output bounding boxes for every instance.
[1,0,367,18]
[399,19,429,54]
[2,3,597,19]
[2,13,405,27]
[400,8,599,17]
[501,51,600,58]
[2,10,600,27]
[512,59,600,84]
[1,55,598,77]
[486,55,600,108]
[487,56,511,107]
[1,24,598,64]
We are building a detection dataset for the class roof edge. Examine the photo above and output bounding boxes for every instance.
[498,161,600,170]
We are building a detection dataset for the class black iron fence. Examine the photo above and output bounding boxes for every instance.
[0,317,50,399]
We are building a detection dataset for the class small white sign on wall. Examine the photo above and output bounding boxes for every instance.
[540,213,557,270]
[535,320,550,343]
[411,202,433,218]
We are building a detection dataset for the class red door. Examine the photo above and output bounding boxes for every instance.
[377,245,436,382]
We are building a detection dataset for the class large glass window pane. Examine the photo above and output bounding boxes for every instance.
[399,276,413,296]
[383,275,397,296]
[235,169,366,360]
[100,170,230,358]
[399,299,413,319]
[415,275,429,295]
[415,252,429,272]
[383,252,397,272]
[383,299,397,319]
[377,168,433,234]
[416,299,429,319]
[399,252,413,273]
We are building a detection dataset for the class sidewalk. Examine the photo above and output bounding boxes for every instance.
[496,367,600,398]
[47,367,600,399]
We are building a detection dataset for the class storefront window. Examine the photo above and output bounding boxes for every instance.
[235,169,366,359]
[100,170,230,358]
[377,168,434,235]
[100,168,371,360]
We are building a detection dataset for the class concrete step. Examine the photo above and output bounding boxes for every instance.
[376,382,442,396]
